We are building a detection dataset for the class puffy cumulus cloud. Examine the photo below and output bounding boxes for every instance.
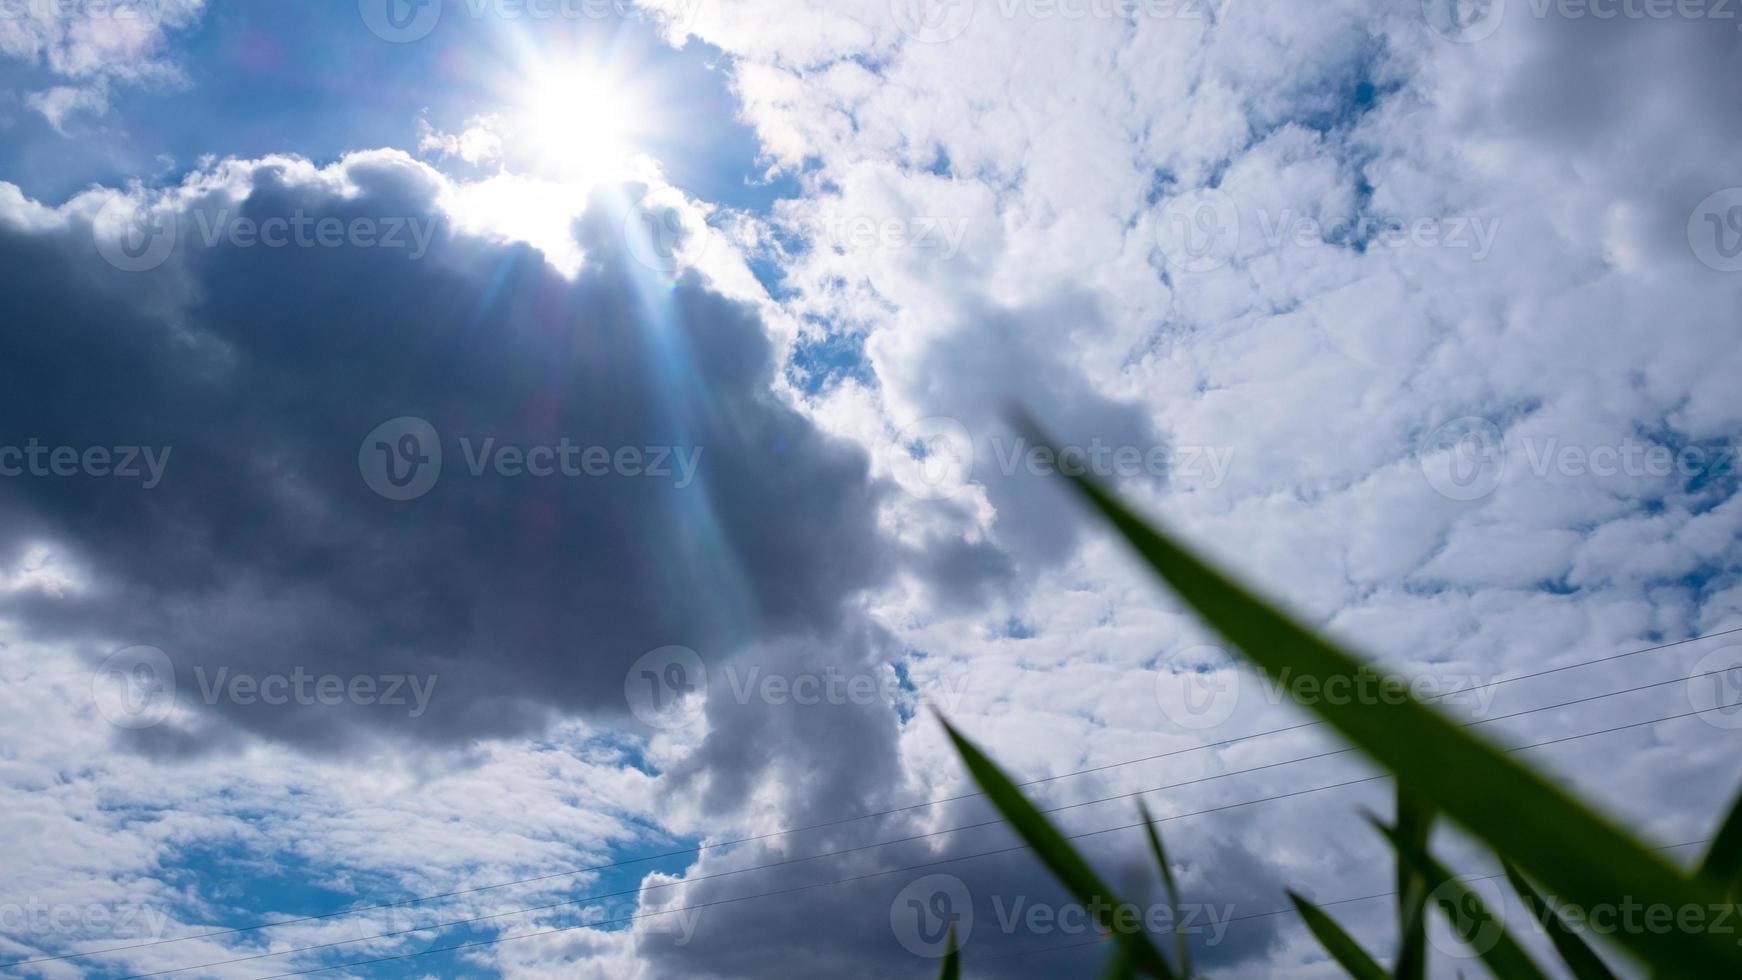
[0,148,1024,976]
[419,112,508,167]
[0,0,205,127]
[626,0,1742,973]
[6,2,1742,978]
[0,621,681,977]
[0,149,1020,761]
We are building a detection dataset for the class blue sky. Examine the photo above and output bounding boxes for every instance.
[2,1,1742,978]
[0,3,784,211]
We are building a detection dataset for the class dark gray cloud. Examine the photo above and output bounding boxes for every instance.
[634,783,1293,979]
[902,290,1170,569]
[0,155,969,752]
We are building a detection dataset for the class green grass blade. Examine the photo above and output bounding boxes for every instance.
[1374,822,1550,980]
[1026,424,1742,974]
[1699,786,1742,899]
[938,927,960,980]
[940,718,1179,979]
[1138,801,1192,977]
[1286,891,1388,980]
[1102,934,1138,980]
[1501,859,1618,980]
[1394,788,1433,980]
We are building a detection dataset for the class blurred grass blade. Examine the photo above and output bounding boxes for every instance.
[1699,786,1742,898]
[1501,859,1618,980]
[1394,788,1433,980]
[1374,821,1550,980]
[1138,801,1192,977]
[940,718,1179,979]
[1286,891,1387,980]
[1102,934,1138,980]
[1022,416,1742,975]
[938,927,960,980]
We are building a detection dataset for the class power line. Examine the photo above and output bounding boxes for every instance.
[127,700,1736,980]
[114,670,1726,977]
[242,706,1730,980]
[16,624,1735,971]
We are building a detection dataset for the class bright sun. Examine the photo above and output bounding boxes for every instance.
[513,65,642,180]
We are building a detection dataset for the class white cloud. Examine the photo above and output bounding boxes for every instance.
[0,0,204,127]
[6,3,1742,974]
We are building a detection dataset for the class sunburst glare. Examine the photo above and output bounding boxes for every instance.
[509,61,647,181]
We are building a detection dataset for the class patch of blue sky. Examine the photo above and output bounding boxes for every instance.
[0,1,789,216]
[120,823,707,977]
